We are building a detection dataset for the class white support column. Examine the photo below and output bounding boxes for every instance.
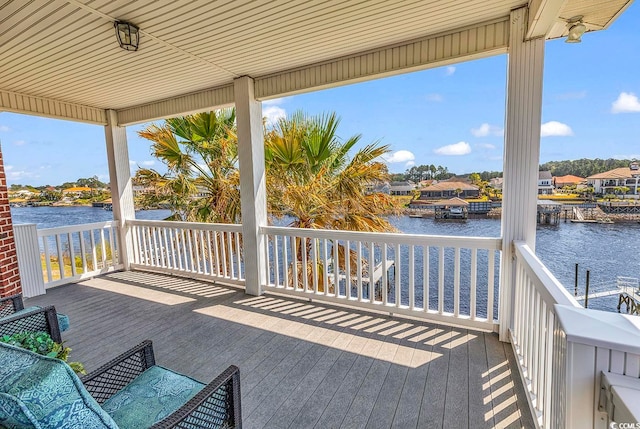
[499,7,545,342]
[235,76,267,296]
[105,109,135,270]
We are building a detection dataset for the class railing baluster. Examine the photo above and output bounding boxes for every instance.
[227,231,235,279]
[356,241,362,301]
[302,236,308,291]
[409,244,415,311]
[487,250,495,323]
[382,244,388,306]
[162,227,171,269]
[220,231,227,278]
[423,245,429,311]
[438,246,444,314]
[333,239,339,297]
[470,248,477,320]
[145,226,154,267]
[345,240,351,298]
[235,232,242,280]
[212,231,219,276]
[395,243,401,307]
[454,247,460,317]
[282,235,289,289]
[68,232,77,277]
[108,226,116,266]
[368,241,375,303]
[197,230,205,273]
[292,236,299,290]
[43,236,52,283]
[322,238,328,295]
[90,229,97,269]
[274,235,280,287]
[312,238,318,294]
[79,231,87,274]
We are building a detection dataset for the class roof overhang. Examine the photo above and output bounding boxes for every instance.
[0,0,633,126]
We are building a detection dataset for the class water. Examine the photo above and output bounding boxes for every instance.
[11,207,640,312]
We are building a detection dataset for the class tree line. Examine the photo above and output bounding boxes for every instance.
[539,158,633,178]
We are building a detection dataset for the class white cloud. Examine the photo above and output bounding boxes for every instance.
[140,160,155,167]
[13,140,25,146]
[383,150,415,163]
[556,90,587,100]
[471,123,503,137]
[444,66,456,76]
[129,160,137,165]
[405,161,415,167]
[611,92,640,113]
[434,141,471,156]
[263,105,286,126]
[0,125,9,132]
[5,165,13,171]
[540,121,573,137]
[426,93,443,102]
[476,143,496,150]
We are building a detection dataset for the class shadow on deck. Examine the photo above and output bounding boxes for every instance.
[26,271,534,429]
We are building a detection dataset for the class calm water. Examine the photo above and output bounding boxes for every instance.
[11,206,640,312]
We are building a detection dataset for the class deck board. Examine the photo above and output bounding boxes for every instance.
[24,271,534,429]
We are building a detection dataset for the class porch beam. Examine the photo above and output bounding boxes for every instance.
[0,90,107,125]
[526,0,568,40]
[116,19,509,125]
[499,7,545,342]
[104,110,136,270]
[235,76,267,296]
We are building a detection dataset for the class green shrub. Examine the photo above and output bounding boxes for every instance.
[0,331,85,374]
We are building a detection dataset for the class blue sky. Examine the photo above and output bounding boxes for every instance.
[1,3,639,186]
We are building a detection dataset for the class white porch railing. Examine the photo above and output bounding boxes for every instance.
[261,226,502,331]
[128,220,245,285]
[37,221,122,288]
[511,241,640,429]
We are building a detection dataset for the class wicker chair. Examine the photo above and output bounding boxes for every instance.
[0,293,64,343]
[82,340,242,428]
[0,339,242,428]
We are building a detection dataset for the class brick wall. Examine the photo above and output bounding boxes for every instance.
[0,147,21,297]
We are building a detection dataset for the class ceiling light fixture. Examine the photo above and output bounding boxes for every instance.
[565,16,586,43]
[114,20,140,51]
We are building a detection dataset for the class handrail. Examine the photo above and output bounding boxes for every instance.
[261,225,502,249]
[128,219,242,233]
[37,221,117,236]
[513,241,580,308]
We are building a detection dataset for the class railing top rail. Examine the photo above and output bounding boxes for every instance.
[514,240,580,308]
[127,219,243,233]
[261,225,502,250]
[37,221,117,236]
[555,304,640,355]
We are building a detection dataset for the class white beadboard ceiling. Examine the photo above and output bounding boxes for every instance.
[0,0,633,122]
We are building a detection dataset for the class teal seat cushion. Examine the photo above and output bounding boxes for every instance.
[1,306,70,332]
[0,342,118,429]
[102,365,204,429]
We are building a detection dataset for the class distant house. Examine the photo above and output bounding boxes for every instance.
[587,162,640,195]
[365,181,390,195]
[489,177,503,190]
[419,181,479,199]
[538,171,553,195]
[553,175,584,189]
[62,186,92,196]
[389,181,416,196]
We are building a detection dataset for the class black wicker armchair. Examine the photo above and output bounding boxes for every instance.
[81,340,242,429]
[0,293,63,342]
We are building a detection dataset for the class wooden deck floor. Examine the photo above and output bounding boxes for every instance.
[26,271,534,429]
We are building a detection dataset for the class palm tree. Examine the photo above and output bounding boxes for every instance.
[265,111,396,232]
[265,112,397,289]
[137,109,241,223]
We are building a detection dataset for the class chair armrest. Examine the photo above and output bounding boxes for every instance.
[0,305,62,343]
[151,365,242,429]
[82,340,156,404]
[0,293,24,317]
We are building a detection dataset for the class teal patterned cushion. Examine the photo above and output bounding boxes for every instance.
[0,342,118,429]
[102,365,204,429]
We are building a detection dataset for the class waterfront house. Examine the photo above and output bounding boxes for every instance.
[553,174,585,190]
[1,2,638,428]
[61,186,93,196]
[389,181,416,196]
[587,162,640,196]
[538,171,554,195]
[419,181,480,199]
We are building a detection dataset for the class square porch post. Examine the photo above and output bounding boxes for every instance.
[235,76,267,296]
[499,7,545,342]
[104,109,136,270]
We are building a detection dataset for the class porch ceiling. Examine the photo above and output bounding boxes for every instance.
[0,0,633,125]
